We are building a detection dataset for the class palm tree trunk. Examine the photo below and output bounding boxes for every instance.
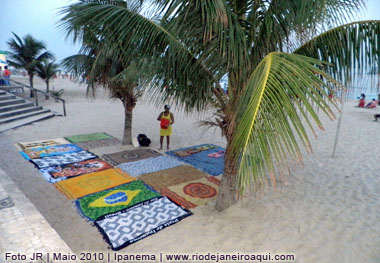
[121,97,135,145]
[28,73,35,98]
[215,141,238,211]
[45,80,49,100]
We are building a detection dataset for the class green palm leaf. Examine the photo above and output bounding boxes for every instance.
[231,52,339,193]
[295,20,380,81]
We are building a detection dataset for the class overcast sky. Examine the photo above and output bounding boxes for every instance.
[0,0,379,63]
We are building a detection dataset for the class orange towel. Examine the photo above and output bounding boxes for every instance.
[55,168,135,200]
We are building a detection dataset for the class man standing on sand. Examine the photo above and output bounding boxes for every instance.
[157,105,174,150]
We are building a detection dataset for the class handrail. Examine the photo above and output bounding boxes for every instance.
[10,80,66,116]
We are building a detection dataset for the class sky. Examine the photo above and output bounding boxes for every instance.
[0,0,380,63]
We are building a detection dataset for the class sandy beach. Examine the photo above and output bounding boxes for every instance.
[0,76,379,262]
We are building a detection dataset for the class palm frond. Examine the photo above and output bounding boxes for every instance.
[230,52,340,194]
[294,20,380,82]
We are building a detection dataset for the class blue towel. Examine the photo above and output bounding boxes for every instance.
[166,144,225,176]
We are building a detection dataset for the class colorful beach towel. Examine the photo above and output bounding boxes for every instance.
[65,132,113,143]
[166,144,225,176]
[74,138,121,150]
[15,138,69,151]
[22,144,83,160]
[39,159,113,183]
[138,165,207,191]
[55,168,136,200]
[160,176,221,209]
[170,144,216,157]
[116,156,182,177]
[76,180,161,221]
[94,196,192,250]
[31,151,98,169]
[103,148,162,165]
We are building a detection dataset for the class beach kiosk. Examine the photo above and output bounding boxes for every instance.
[0,50,7,68]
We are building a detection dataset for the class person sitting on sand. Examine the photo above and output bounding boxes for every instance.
[157,105,174,150]
[357,97,365,108]
[365,99,377,109]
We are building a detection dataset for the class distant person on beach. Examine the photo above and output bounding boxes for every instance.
[357,97,365,108]
[365,99,377,109]
[374,114,380,121]
[2,66,11,85]
[0,66,3,85]
[157,105,174,150]
[378,93,380,106]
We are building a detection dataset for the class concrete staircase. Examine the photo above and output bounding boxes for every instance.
[0,89,55,133]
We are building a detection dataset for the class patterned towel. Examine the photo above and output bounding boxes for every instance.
[166,144,225,176]
[76,180,161,221]
[170,144,216,157]
[30,151,98,169]
[103,148,162,165]
[15,138,69,151]
[95,196,192,250]
[160,176,221,209]
[65,132,113,143]
[22,144,83,160]
[39,159,113,184]
[55,168,136,200]
[117,156,182,177]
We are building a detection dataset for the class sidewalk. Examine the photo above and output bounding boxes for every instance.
[0,167,79,263]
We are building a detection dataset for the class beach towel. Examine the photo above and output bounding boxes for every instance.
[39,159,113,183]
[31,151,98,169]
[94,196,192,250]
[169,144,216,158]
[15,138,69,151]
[74,138,121,150]
[22,144,83,160]
[117,156,182,177]
[138,165,207,191]
[166,144,225,176]
[65,132,113,143]
[160,176,220,209]
[103,149,162,165]
[55,168,136,200]
[76,180,161,221]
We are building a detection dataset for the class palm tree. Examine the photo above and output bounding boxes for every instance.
[7,33,53,97]
[61,14,152,145]
[60,0,380,211]
[36,59,60,99]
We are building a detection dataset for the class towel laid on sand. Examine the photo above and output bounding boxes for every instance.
[166,144,225,176]
[117,156,182,177]
[76,180,161,221]
[103,148,161,165]
[15,138,69,151]
[65,132,114,143]
[22,144,83,160]
[31,151,98,169]
[39,159,113,183]
[160,176,221,209]
[55,168,135,200]
[94,196,191,250]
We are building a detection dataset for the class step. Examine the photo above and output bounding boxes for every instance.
[0,98,25,107]
[0,112,56,133]
[0,106,43,119]
[0,108,51,125]
[0,90,6,95]
[0,94,16,101]
[0,102,34,113]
